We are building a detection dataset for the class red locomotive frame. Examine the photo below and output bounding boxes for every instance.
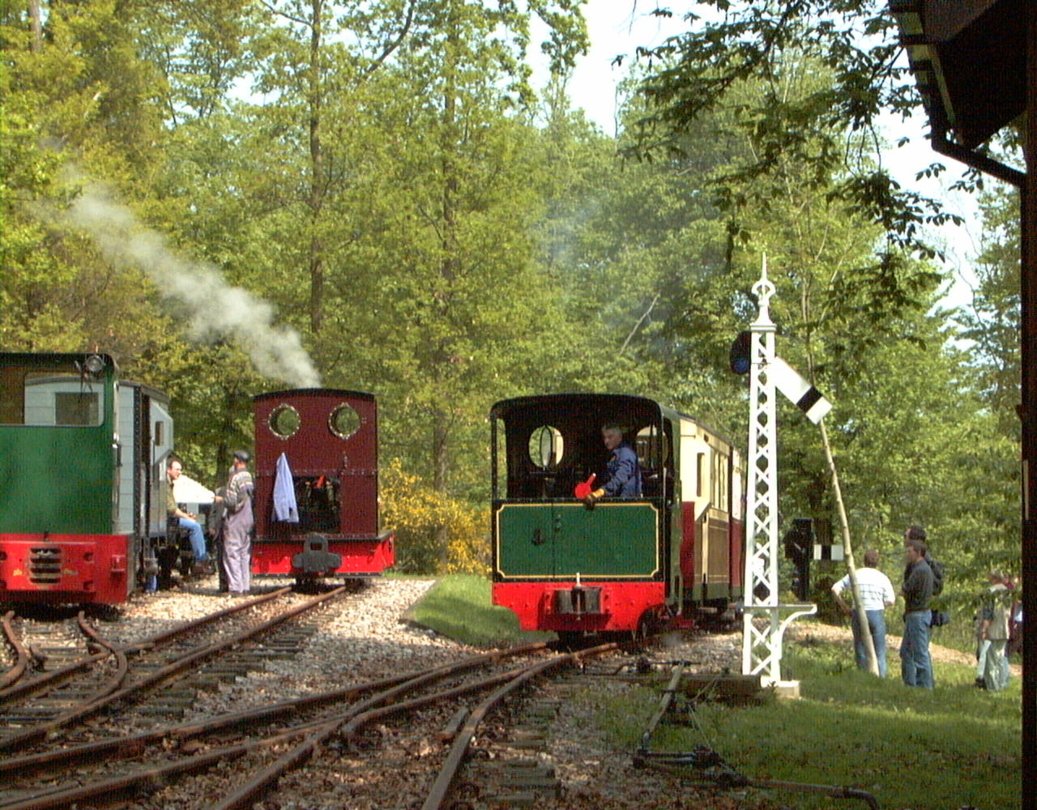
[251,389,394,579]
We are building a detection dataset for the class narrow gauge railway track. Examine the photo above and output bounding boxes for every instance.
[0,612,26,690]
[434,653,641,809]
[0,609,100,696]
[0,642,625,810]
[0,585,348,756]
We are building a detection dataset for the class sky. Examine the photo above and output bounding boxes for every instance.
[537,1,987,309]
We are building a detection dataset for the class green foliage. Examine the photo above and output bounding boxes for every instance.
[403,573,553,647]
[381,459,486,575]
[628,1,964,262]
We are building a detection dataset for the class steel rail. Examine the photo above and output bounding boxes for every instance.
[119,586,293,654]
[0,641,548,780]
[0,644,551,810]
[0,587,290,705]
[74,609,130,704]
[214,645,558,810]
[0,651,106,704]
[0,586,337,752]
[635,663,685,756]
[421,641,619,810]
[631,666,881,810]
[0,612,28,691]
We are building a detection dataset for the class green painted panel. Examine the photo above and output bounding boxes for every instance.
[0,429,114,535]
[496,502,659,578]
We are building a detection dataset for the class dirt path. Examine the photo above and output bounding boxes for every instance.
[789,620,1022,674]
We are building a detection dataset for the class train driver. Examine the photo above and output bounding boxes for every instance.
[584,423,642,502]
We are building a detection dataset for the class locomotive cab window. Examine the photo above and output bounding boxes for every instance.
[636,423,671,497]
[18,372,105,426]
[329,403,361,439]
[528,425,564,468]
[269,403,301,439]
[293,475,340,532]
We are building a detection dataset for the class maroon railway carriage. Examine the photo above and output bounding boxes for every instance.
[251,389,394,579]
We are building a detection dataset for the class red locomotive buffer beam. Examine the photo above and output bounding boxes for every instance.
[494,581,665,633]
[0,534,130,604]
[251,389,395,579]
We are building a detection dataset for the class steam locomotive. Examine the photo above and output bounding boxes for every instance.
[490,393,744,640]
[250,389,395,581]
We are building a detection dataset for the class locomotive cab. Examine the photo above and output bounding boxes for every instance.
[251,389,395,580]
[0,353,174,604]
[491,394,672,636]
[491,393,744,637]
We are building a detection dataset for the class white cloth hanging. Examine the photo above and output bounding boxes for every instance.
[272,452,300,523]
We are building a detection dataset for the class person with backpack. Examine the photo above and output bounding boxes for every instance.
[901,526,935,688]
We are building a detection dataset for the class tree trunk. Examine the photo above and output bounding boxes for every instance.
[431,1,461,569]
[28,0,42,52]
[307,0,325,334]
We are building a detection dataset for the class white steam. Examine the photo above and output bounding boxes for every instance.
[61,181,320,388]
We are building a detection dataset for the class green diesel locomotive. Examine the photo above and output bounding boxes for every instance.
[0,353,174,603]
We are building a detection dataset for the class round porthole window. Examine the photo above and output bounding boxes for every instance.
[269,403,301,439]
[329,403,361,439]
[528,425,564,469]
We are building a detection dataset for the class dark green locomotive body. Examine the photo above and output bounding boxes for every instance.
[0,353,173,603]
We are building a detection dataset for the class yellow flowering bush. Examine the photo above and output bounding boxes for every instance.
[380,458,488,575]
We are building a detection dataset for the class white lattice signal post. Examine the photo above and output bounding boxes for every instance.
[735,260,822,692]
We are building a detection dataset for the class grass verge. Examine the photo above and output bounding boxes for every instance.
[404,574,555,647]
[594,634,1021,809]
[405,577,1019,808]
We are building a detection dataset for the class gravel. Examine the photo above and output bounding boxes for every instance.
[111,576,473,715]
[23,579,954,809]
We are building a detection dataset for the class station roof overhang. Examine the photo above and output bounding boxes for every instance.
[890,0,1027,183]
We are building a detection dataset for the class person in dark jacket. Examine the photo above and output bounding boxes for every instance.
[584,424,642,502]
[901,532,935,688]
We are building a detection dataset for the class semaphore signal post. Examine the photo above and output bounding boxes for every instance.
[735,258,826,693]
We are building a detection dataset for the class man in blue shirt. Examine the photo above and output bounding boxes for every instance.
[585,424,642,501]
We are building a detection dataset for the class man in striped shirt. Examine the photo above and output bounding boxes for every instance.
[831,549,896,677]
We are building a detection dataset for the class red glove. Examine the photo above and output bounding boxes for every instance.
[574,473,597,499]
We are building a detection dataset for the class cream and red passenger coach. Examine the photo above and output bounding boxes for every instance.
[491,393,744,640]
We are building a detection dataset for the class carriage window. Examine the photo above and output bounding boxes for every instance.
[696,452,705,498]
[269,403,301,439]
[329,403,361,439]
[528,425,564,469]
[635,425,656,467]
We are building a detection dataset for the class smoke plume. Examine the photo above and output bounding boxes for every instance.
[60,181,320,387]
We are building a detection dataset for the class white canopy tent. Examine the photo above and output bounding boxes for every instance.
[173,473,215,506]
